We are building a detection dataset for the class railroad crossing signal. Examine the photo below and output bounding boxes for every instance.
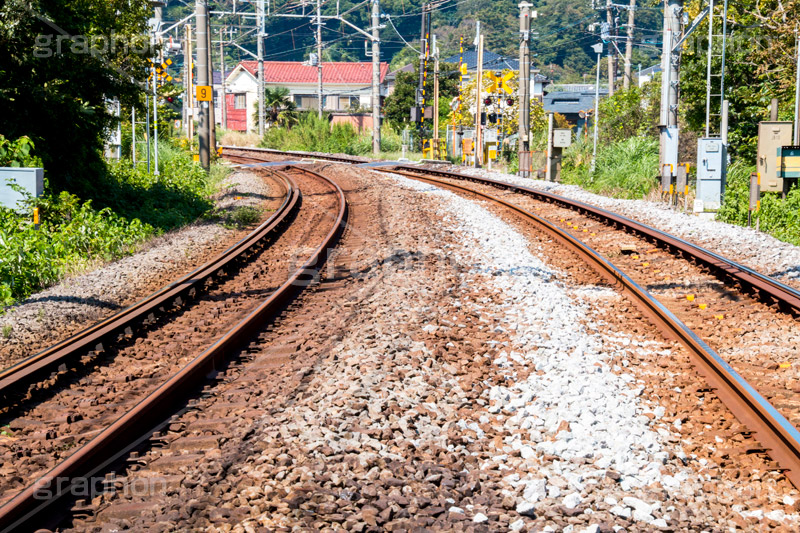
[486,71,514,95]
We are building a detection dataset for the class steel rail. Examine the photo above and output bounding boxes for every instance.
[387,168,800,491]
[0,172,299,401]
[389,164,800,316]
[0,166,348,531]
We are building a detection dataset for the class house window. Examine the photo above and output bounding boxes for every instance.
[294,94,319,110]
[234,94,246,109]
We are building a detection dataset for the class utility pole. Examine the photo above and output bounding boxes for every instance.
[623,0,635,89]
[474,34,484,168]
[257,0,266,133]
[794,28,800,145]
[220,25,227,131]
[317,0,323,118]
[433,34,441,158]
[606,0,615,96]
[371,0,381,154]
[659,0,681,175]
[196,0,210,169]
[592,42,602,172]
[207,20,216,153]
[518,2,533,177]
[185,24,194,142]
[152,5,161,176]
[417,3,428,132]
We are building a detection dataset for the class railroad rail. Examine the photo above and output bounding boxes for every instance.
[221,146,800,490]
[0,166,348,531]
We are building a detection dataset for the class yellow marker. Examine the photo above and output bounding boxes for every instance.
[583,229,588,233]
[235,196,242,200]
[642,262,649,267]
[33,207,39,225]
[714,314,724,320]
[560,218,565,222]
[686,294,695,301]
[780,362,791,369]
[653,269,661,274]
[590,232,596,237]
[698,303,707,310]
[631,254,639,260]
[193,154,200,162]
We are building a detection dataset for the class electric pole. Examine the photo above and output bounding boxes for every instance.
[623,0,635,89]
[207,20,216,153]
[794,28,800,145]
[220,25,227,131]
[371,0,381,154]
[185,24,194,143]
[433,34,439,158]
[196,0,210,169]
[317,0,323,118]
[417,3,428,131]
[475,34,484,168]
[606,0,615,96]
[257,0,266,134]
[152,5,161,176]
[518,2,533,177]
[659,0,681,174]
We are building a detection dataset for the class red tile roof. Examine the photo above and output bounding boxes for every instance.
[237,61,388,84]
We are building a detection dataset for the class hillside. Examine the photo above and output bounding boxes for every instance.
[163,0,662,82]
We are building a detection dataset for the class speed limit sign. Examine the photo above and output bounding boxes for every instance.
[196,86,212,101]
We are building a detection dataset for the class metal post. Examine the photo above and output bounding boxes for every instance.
[545,111,554,181]
[258,0,266,133]
[433,34,439,158]
[474,34,484,168]
[145,93,151,173]
[417,3,428,133]
[794,28,800,145]
[518,2,532,175]
[207,17,216,153]
[606,0,615,96]
[152,65,160,176]
[592,46,602,173]
[704,0,714,137]
[721,99,729,144]
[196,0,210,170]
[371,0,381,154]
[316,0,323,118]
[220,25,227,131]
[623,0,635,90]
[132,107,137,164]
[659,0,681,173]
[186,24,194,143]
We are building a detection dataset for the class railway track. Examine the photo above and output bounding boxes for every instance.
[0,165,348,531]
[222,146,800,492]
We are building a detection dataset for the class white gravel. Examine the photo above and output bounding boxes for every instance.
[387,172,800,528]
[449,166,800,282]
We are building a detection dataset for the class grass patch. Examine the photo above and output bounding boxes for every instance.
[228,206,262,228]
[561,136,659,199]
[1,139,230,307]
[717,162,800,246]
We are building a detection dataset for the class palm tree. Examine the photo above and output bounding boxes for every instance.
[264,87,297,128]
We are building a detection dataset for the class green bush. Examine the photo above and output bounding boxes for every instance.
[562,136,659,199]
[718,162,800,246]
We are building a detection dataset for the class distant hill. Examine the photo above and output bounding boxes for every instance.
[163,0,661,83]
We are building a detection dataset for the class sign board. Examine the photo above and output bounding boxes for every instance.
[553,129,572,148]
[483,128,498,143]
[196,86,213,102]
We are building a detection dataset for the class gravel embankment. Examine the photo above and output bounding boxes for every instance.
[0,168,276,366]
[448,166,800,283]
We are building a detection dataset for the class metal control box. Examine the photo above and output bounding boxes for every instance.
[553,129,572,148]
[0,167,44,210]
[757,122,793,192]
[696,138,727,210]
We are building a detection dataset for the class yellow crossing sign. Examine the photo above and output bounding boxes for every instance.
[487,71,514,95]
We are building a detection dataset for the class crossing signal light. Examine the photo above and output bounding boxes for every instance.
[506,98,514,106]
[483,97,492,106]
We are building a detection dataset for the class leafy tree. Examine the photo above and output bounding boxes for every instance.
[0,0,152,190]
[383,62,459,129]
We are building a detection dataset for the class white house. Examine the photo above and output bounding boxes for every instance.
[224,60,389,132]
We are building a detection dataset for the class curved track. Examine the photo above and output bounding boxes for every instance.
[0,166,348,531]
[221,146,800,491]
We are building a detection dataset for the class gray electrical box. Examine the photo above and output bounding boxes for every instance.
[0,167,44,210]
[757,121,793,192]
[696,138,727,210]
[553,129,572,148]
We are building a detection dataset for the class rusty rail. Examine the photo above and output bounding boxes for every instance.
[0,166,348,530]
[387,168,800,491]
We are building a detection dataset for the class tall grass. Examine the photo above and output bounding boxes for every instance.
[561,136,659,199]
[260,113,402,156]
[718,161,800,246]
